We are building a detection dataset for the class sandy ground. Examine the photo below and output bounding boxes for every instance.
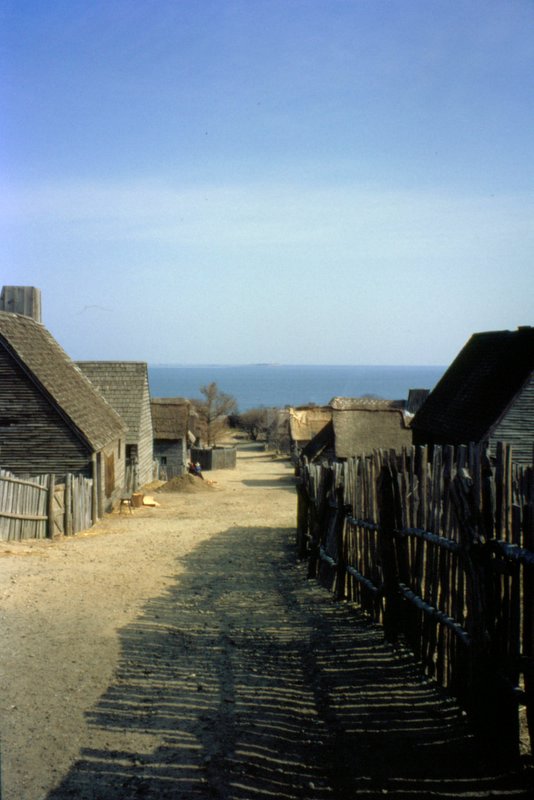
[0,445,532,800]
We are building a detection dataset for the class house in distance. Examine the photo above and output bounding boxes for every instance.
[77,361,154,490]
[151,397,193,479]
[302,397,413,462]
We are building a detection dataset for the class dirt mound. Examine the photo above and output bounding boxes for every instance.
[142,479,167,492]
[158,474,215,493]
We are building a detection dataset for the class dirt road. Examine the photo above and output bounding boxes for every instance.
[1,446,532,799]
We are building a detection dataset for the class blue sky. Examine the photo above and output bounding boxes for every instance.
[1,0,533,365]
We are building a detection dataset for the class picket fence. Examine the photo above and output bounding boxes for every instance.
[0,468,95,541]
[296,442,534,758]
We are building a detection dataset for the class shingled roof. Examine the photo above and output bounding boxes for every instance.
[151,397,191,439]
[0,312,125,450]
[412,327,534,445]
[77,361,150,439]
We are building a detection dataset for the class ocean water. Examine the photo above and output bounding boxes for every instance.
[147,364,445,412]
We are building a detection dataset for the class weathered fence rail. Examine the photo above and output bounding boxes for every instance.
[0,470,49,540]
[296,443,534,758]
[0,468,95,541]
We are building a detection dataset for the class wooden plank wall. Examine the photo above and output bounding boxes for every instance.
[191,446,237,470]
[0,469,95,541]
[296,443,534,758]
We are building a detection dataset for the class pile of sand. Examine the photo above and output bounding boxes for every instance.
[142,479,167,492]
[157,474,215,493]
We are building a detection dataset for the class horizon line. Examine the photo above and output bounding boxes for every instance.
[147,362,447,368]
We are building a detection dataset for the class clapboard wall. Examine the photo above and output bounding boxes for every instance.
[490,374,534,465]
[77,361,154,489]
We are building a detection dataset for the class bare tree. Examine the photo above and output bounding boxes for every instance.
[233,407,271,440]
[196,382,238,446]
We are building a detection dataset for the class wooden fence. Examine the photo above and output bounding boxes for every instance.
[191,446,237,470]
[296,443,534,758]
[0,469,95,541]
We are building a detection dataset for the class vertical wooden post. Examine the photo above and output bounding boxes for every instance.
[504,444,513,542]
[377,463,400,644]
[97,452,104,519]
[480,443,495,540]
[523,501,534,754]
[417,445,428,530]
[64,474,73,537]
[47,474,55,538]
[450,470,519,759]
[91,454,99,523]
[334,488,349,601]
[308,468,330,579]
[295,471,309,559]
[307,501,319,578]
[495,442,505,540]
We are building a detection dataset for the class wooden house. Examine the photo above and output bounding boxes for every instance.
[77,361,154,490]
[302,397,412,462]
[0,311,126,513]
[151,398,192,479]
[411,327,534,464]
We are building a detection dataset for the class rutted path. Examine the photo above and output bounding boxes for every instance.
[1,447,532,799]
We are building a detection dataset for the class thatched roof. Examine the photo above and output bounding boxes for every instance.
[326,397,412,459]
[412,327,534,446]
[330,397,405,412]
[77,361,151,440]
[151,397,191,439]
[0,311,125,450]
[288,406,332,444]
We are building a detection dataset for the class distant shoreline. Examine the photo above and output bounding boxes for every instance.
[147,364,446,412]
[149,363,446,369]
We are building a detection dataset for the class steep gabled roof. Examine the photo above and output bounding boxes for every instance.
[406,389,430,415]
[151,397,191,439]
[412,328,534,443]
[77,361,150,437]
[0,312,125,450]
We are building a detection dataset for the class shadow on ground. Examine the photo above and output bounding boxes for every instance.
[241,476,295,490]
[47,525,533,799]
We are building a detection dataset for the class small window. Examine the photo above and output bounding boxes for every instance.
[160,456,167,465]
